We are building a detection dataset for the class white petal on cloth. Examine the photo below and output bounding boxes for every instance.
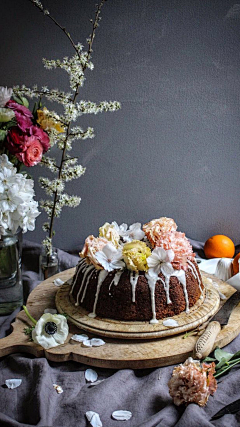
[85,411,102,427]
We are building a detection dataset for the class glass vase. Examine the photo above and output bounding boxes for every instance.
[39,246,59,281]
[0,230,23,315]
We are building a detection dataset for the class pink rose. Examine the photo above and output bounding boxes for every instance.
[16,136,43,167]
[6,100,33,132]
[29,125,50,153]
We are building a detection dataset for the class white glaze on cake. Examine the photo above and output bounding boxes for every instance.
[72,258,203,323]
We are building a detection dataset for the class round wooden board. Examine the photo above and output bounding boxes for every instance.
[0,268,240,369]
[55,282,219,339]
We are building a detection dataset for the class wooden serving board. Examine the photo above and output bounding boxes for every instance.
[0,268,239,369]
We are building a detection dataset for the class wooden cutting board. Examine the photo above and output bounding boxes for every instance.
[0,268,239,369]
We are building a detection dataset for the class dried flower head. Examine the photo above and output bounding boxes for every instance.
[168,357,217,407]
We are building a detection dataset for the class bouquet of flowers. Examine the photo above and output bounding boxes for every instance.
[0,87,52,237]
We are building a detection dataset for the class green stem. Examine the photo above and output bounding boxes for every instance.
[215,359,240,378]
[23,305,37,326]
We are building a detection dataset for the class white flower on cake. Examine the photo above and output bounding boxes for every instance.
[112,221,145,242]
[95,242,125,272]
[31,312,69,349]
[147,247,175,278]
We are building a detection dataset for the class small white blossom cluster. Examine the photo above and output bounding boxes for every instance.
[18,0,120,255]
[0,154,40,237]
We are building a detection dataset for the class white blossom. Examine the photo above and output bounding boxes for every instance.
[95,242,125,272]
[0,155,40,237]
[0,86,13,107]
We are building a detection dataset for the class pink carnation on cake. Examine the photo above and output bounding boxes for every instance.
[80,235,109,269]
[143,217,177,247]
[168,358,217,407]
[6,99,33,132]
[155,231,195,270]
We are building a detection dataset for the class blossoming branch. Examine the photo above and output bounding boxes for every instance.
[13,0,121,255]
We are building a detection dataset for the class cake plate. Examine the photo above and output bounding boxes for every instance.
[0,268,239,369]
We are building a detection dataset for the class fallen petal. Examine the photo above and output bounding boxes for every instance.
[85,369,98,383]
[54,278,65,286]
[90,338,105,347]
[5,379,22,389]
[71,334,89,342]
[85,411,102,427]
[112,410,132,421]
[82,339,92,347]
[88,380,104,387]
[163,319,179,328]
[53,383,63,394]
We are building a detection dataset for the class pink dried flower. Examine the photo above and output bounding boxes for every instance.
[168,358,217,407]
[155,231,195,270]
[143,217,177,247]
[80,235,109,269]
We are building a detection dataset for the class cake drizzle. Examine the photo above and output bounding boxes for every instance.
[75,265,95,306]
[89,269,108,318]
[81,268,96,303]
[70,258,86,295]
[109,270,123,291]
[187,260,203,296]
[145,273,158,324]
[129,271,139,303]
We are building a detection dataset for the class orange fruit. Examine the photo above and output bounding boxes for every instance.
[232,253,240,275]
[204,234,235,259]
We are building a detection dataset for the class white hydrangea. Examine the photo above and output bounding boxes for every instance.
[0,86,13,107]
[0,154,41,237]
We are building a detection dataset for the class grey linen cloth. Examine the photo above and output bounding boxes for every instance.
[0,239,240,427]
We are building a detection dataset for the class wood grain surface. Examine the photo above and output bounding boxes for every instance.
[0,268,239,369]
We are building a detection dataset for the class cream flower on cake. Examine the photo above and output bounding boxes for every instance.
[143,217,177,247]
[94,242,125,272]
[32,313,69,349]
[147,247,175,278]
[99,222,120,247]
[112,221,145,242]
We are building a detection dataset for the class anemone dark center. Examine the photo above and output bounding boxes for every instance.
[44,321,57,335]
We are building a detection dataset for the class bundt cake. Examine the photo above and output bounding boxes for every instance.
[70,217,204,323]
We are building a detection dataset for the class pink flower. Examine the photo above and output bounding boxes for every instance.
[80,235,109,269]
[16,136,44,167]
[168,358,217,407]
[29,125,50,153]
[6,126,50,167]
[155,231,195,270]
[143,217,178,247]
[6,100,33,132]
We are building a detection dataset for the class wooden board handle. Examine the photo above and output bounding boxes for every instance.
[194,321,221,359]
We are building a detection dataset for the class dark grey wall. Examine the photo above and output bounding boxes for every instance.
[1,0,240,251]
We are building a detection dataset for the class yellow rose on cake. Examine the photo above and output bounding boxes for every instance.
[99,222,120,247]
[122,240,151,272]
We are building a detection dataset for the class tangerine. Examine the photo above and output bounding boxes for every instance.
[232,253,240,275]
[204,234,235,259]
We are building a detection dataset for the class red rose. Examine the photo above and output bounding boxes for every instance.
[16,136,43,167]
[6,127,26,154]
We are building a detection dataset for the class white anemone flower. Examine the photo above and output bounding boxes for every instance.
[0,107,15,122]
[112,221,145,242]
[95,242,125,272]
[32,313,69,349]
[0,86,13,107]
[147,247,175,278]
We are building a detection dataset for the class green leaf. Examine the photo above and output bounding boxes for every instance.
[230,350,240,360]
[0,130,7,141]
[214,347,234,362]
[203,356,216,363]
[21,97,29,108]
[13,94,29,108]
[215,357,230,370]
